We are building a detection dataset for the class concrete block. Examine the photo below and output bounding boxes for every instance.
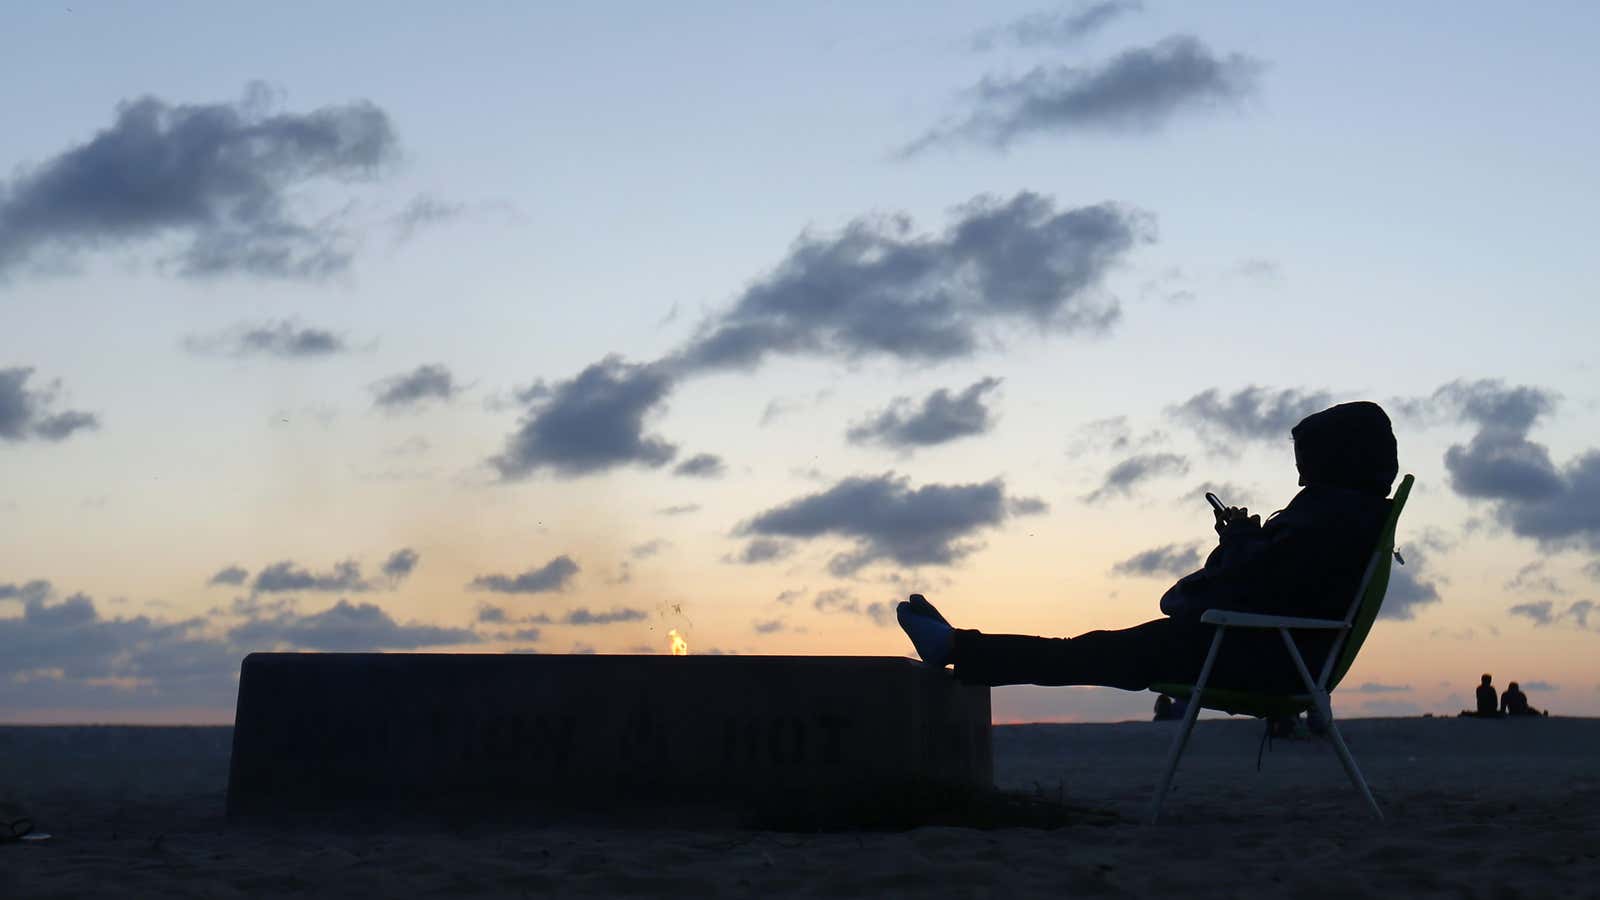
[226,654,991,823]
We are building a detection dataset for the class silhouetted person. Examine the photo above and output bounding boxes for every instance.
[1153,694,1177,721]
[1476,674,1499,716]
[1501,681,1542,717]
[896,402,1397,697]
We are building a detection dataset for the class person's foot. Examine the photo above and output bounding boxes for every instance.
[897,593,954,667]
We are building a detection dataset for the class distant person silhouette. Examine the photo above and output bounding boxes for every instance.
[1153,694,1178,721]
[1476,674,1499,716]
[896,402,1397,697]
[1501,681,1543,717]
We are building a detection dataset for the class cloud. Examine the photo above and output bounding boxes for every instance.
[497,192,1144,480]
[372,364,458,411]
[1444,433,1565,502]
[674,193,1140,372]
[0,579,52,604]
[491,356,678,479]
[813,588,893,626]
[390,195,467,243]
[1351,682,1411,693]
[727,538,795,565]
[1400,378,1557,433]
[469,555,580,594]
[228,599,478,651]
[389,194,518,244]
[1522,680,1558,692]
[1409,381,1564,501]
[1,590,237,708]
[738,472,1045,575]
[657,503,701,516]
[206,565,249,587]
[1084,452,1189,502]
[672,452,726,478]
[753,618,790,634]
[847,377,1002,450]
[496,193,1143,481]
[1110,542,1201,577]
[903,35,1261,155]
[1509,601,1555,626]
[182,320,348,359]
[1067,415,1168,455]
[1424,381,1600,557]
[1169,385,1334,446]
[629,539,669,560]
[1573,600,1597,630]
[1360,699,1421,717]
[480,606,645,628]
[1505,560,1566,596]
[0,82,396,280]
[0,584,483,711]
[562,607,648,626]
[252,559,372,594]
[1009,497,1051,516]
[0,368,99,443]
[1510,599,1599,632]
[1227,258,1283,282]
[380,548,419,583]
[970,1,1143,51]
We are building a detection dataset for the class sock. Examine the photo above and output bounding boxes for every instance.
[907,593,948,625]
[897,598,953,667]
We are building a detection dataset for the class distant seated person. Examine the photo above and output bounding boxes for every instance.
[1153,694,1179,721]
[1501,681,1544,717]
[1473,673,1502,717]
[896,402,1397,699]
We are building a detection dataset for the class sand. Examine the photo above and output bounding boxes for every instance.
[4,716,1598,898]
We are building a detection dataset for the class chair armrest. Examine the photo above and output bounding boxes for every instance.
[1198,609,1349,630]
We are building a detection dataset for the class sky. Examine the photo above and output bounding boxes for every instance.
[3,1,1599,724]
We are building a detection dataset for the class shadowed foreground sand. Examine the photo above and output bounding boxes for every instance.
[4,716,1598,897]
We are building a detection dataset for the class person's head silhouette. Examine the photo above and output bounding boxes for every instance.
[1482,673,1493,686]
[1290,401,1398,496]
[1508,681,1520,692]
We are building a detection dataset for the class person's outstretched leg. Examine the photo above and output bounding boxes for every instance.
[949,618,1208,690]
[894,594,1263,690]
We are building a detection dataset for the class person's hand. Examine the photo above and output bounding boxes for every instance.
[1213,505,1261,537]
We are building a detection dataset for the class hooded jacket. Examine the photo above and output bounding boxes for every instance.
[1158,402,1397,681]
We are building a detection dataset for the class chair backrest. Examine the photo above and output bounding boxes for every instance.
[1325,474,1414,690]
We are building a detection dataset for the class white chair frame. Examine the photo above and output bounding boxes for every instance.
[1148,538,1392,824]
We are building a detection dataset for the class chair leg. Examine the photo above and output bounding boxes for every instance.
[1149,628,1225,824]
[1326,720,1383,821]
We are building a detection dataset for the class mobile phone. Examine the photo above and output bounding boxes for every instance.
[1205,492,1227,513]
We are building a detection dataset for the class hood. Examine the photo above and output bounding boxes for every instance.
[1291,401,1398,497]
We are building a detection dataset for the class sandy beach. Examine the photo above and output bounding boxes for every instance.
[4,716,1598,898]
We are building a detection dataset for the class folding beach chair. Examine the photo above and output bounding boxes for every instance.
[1146,474,1414,824]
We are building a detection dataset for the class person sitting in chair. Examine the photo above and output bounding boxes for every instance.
[1501,681,1543,717]
[896,401,1397,698]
